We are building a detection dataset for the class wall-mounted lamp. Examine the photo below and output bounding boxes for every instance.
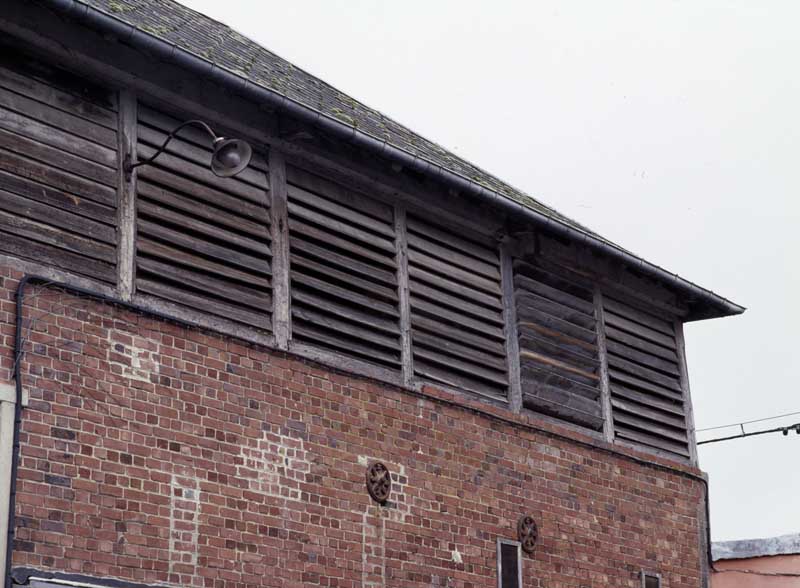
[125,119,253,179]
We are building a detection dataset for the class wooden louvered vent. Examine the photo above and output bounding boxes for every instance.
[603,296,690,458]
[287,166,401,369]
[135,104,272,329]
[0,51,118,283]
[408,216,507,398]
[514,260,604,430]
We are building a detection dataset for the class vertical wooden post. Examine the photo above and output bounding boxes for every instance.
[594,290,614,442]
[269,149,291,349]
[116,90,137,301]
[500,245,522,412]
[674,320,699,465]
[394,206,413,386]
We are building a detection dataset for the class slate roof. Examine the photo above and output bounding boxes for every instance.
[81,0,593,235]
[713,533,800,561]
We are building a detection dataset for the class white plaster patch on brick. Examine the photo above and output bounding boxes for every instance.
[169,474,201,586]
[239,429,311,501]
[108,329,159,383]
[361,506,386,588]
[451,548,463,564]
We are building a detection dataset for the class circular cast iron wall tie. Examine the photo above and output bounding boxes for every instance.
[517,515,538,554]
[365,462,392,504]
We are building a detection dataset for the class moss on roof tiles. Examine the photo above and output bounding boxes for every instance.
[82,0,602,239]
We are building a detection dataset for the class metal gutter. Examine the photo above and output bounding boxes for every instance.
[37,0,744,319]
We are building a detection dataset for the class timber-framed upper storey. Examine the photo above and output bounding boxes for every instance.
[0,0,743,467]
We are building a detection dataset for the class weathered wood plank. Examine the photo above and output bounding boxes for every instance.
[287,182,394,239]
[293,290,399,337]
[514,272,595,315]
[603,296,674,336]
[520,364,600,402]
[0,231,115,282]
[0,106,116,167]
[519,349,600,384]
[516,308,597,345]
[138,238,271,287]
[411,315,506,357]
[138,180,269,239]
[0,64,117,128]
[0,86,117,147]
[615,427,691,458]
[519,332,600,375]
[594,290,614,442]
[610,383,685,416]
[674,320,698,465]
[288,199,395,254]
[0,169,115,224]
[291,252,397,303]
[406,215,497,263]
[407,231,500,281]
[605,339,680,377]
[138,219,271,274]
[138,199,271,256]
[607,354,682,393]
[513,258,594,301]
[522,390,604,430]
[517,321,596,359]
[409,265,501,309]
[604,310,676,350]
[610,397,687,430]
[290,234,396,287]
[269,149,290,348]
[138,165,268,220]
[0,209,114,264]
[292,270,399,318]
[137,144,267,206]
[408,249,502,297]
[289,218,397,270]
[516,291,596,331]
[411,298,505,340]
[414,345,508,387]
[293,306,399,352]
[292,322,400,367]
[117,89,135,301]
[0,147,116,205]
[0,127,116,186]
[0,187,115,244]
[137,257,270,311]
[394,205,413,385]
[613,411,688,445]
[410,279,504,326]
[413,359,506,399]
[413,330,508,372]
[287,164,392,221]
[607,369,683,402]
[137,278,271,330]
[604,325,678,362]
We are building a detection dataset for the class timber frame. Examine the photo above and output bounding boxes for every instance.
[0,0,742,466]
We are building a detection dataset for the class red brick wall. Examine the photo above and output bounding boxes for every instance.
[1,263,707,588]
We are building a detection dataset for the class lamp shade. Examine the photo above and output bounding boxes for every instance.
[210,137,253,177]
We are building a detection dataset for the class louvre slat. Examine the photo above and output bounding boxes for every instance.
[604,297,689,459]
[409,215,507,398]
[288,166,401,370]
[0,59,117,283]
[135,103,271,327]
[515,258,602,430]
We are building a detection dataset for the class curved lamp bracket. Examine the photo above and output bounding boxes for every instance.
[124,119,253,179]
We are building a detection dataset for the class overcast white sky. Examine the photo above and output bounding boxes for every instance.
[180,0,800,541]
